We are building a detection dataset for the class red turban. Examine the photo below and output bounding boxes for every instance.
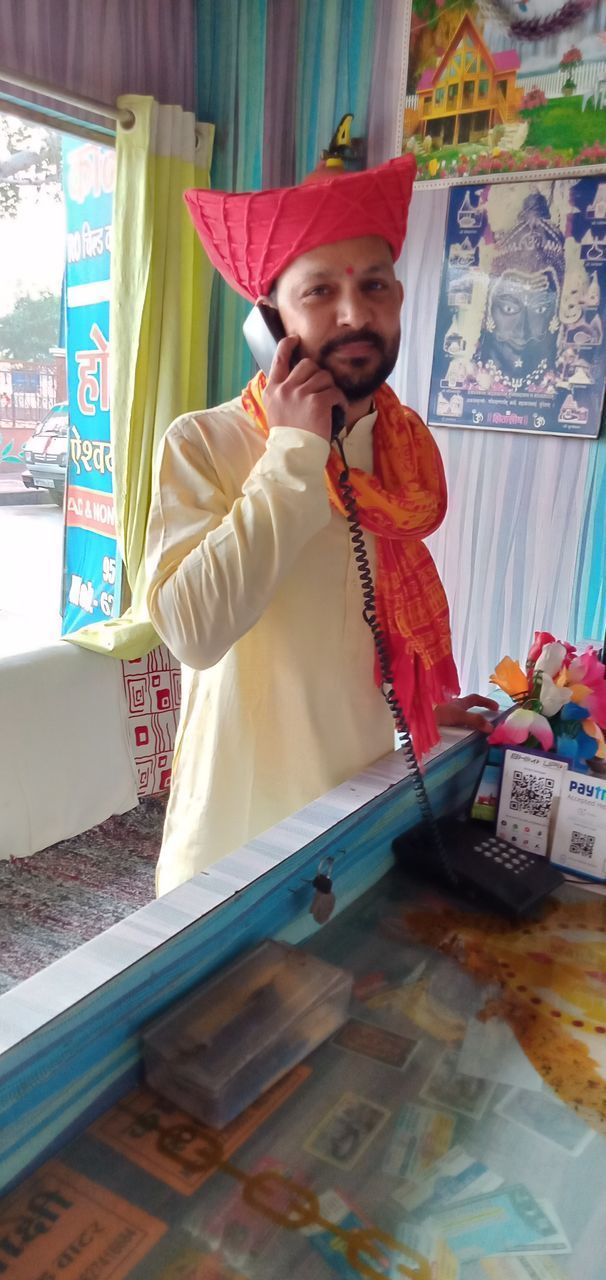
[184,155,417,303]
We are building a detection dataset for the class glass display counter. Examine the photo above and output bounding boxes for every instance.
[3,861,605,1280]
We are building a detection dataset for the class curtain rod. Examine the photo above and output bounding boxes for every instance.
[0,94,115,144]
[0,66,135,129]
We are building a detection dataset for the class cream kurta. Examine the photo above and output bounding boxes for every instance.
[146,398,394,895]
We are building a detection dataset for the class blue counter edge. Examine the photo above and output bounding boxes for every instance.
[0,732,486,1193]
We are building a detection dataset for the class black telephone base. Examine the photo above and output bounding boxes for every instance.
[393,817,565,920]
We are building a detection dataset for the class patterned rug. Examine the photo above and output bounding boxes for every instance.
[0,796,167,995]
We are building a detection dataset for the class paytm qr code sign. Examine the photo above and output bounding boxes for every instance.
[551,771,606,882]
[497,749,569,857]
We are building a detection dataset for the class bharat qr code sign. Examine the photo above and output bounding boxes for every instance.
[497,750,569,857]
[551,772,606,882]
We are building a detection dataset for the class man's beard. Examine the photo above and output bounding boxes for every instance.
[318,328,401,402]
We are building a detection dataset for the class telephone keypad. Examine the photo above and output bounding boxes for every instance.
[474,837,538,875]
[393,818,565,918]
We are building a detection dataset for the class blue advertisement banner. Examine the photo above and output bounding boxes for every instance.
[61,137,123,634]
[428,178,606,439]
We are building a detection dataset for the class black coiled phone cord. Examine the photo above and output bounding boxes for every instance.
[334,438,457,887]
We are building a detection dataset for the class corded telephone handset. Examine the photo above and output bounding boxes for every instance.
[243,303,564,917]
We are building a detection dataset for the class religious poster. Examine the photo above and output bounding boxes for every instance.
[428,177,606,438]
[401,0,606,182]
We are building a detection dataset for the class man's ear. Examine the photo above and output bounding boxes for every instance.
[257,290,279,310]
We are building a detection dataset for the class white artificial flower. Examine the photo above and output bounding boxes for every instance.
[537,671,572,717]
[535,642,568,678]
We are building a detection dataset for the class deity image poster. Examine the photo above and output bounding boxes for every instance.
[402,0,606,182]
[428,178,606,438]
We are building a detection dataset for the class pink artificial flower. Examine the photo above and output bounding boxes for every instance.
[564,648,606,728]
[527,631,555,666]
[567,647,605,687]
[488,708,554,752]
[588,685,606,729]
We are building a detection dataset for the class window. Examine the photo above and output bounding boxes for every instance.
[435,87,445,106]
[448,83,458,103]
[0,110,66,652]
[0,107,117,653]
[479,79,489,98]
[463,81,475,104]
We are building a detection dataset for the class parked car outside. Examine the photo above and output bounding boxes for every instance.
[22,403,69,505]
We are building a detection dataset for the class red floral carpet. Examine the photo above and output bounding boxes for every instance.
[0,796,167,994]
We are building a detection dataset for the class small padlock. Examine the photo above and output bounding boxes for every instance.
[310,858,336,924]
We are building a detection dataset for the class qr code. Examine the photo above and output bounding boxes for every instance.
[569,830,595,860]
[509,770,555,819]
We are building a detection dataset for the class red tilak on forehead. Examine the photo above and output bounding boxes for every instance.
[345,265,354,275]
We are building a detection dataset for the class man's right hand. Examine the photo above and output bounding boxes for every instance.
[264,336,347,442]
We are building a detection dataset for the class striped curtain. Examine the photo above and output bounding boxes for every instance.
[0,0,196,114]
[196,0,385,407]
[570,438,606,647]
[293,0,376,181]
[196,0,268,407]
[366,0,409,167]
[262,0,399,187]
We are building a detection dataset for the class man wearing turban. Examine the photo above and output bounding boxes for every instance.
[145,156,496,895]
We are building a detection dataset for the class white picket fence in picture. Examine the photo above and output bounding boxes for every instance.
[517,59,606,100]
[405,59,606,112]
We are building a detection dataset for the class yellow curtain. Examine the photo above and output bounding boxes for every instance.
[69,95,214,657]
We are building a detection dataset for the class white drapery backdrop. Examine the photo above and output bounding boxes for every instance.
[391,188,598,696]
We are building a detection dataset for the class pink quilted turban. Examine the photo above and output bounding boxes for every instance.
[184,154,417,302]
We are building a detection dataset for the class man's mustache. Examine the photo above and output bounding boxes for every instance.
[320,329,385,359]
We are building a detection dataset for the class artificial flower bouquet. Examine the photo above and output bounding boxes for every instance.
[488,631,606,767]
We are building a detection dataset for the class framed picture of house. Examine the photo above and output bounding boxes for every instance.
[398,0,606,183]
[427,176,606,438]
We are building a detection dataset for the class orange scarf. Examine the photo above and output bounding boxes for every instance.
[242,372,459,756]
